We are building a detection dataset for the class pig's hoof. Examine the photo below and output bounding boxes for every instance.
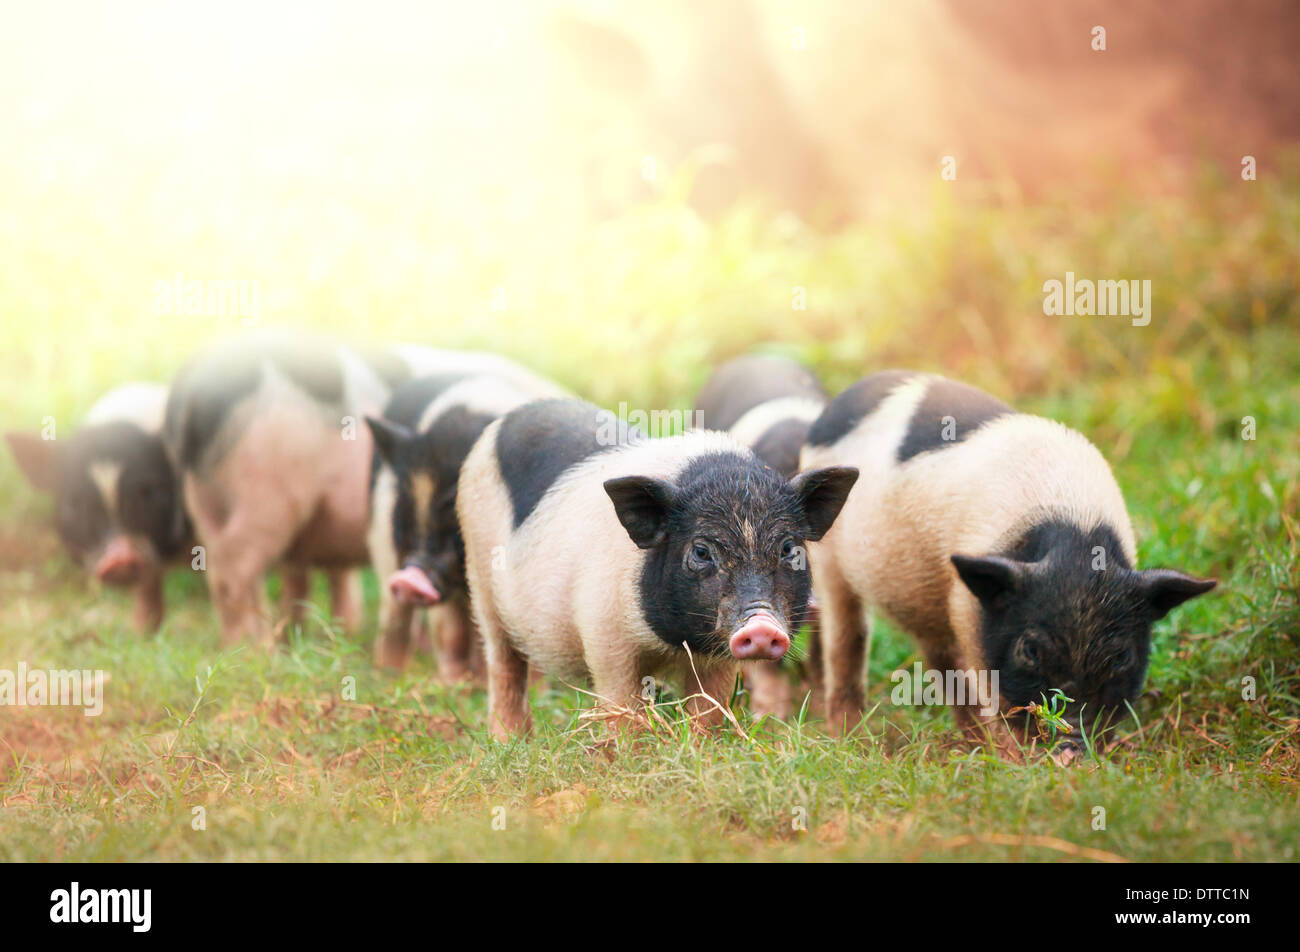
[488,714,530,741]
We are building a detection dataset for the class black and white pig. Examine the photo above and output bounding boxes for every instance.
[458,398,858,739]
[6,383,190,632]
[163,331,557,646]
[801,370,1217,757]
[694,354,828,717]
[365,369,566,674]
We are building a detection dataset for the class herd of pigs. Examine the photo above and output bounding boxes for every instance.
[7,334,1216,758]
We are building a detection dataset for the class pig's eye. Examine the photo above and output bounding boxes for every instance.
[1115,647,1132,667]
[688,541,714,570]
[780,538,796,559]
[1019,637,1039,667]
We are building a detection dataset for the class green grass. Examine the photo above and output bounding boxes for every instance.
[1,163,1297,861]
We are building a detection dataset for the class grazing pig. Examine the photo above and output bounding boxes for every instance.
[163,331,553,645]
[365,369,566,674]
[801,371,1217,756]
[458,398,858,739]
[694,355,828,717]
[6,383,190,632]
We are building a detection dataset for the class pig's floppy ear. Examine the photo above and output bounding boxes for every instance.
[5,431,61,492]
[1134,569,1217,621]
[951,554,1027,605]
[604,476,677,549]
[365,417,412,465]
[790,466,858,541]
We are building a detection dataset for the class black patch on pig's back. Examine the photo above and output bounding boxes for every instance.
[166,338,345,471]
[694,355,826,433]
[425,404,499,490]
[381,374,474,430]
[495,400,617,528]
[807,370,917,447]
[897,378,1011,462]
[166,359,261,471]
[273,338,344,405]
[359,347,415,391]
[750,417,813,478]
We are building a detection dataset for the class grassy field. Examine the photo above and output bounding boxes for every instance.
[1,164,1297,862]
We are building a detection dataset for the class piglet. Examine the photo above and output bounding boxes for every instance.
[6,383,190,632]
[801,371,1217,758]
[164,331,548,645]
[365,368,566,675]
[458,398,858,739]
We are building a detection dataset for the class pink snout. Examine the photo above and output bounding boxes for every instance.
[94,537,146,587]
[387,566,441,606]
[729,613,790,661]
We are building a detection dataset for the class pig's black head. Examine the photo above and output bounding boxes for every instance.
[952,520,1216,749]
[6,424,188,585]
[604,451,858,661]
[367,410,492,605]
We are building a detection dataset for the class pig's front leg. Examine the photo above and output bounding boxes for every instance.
[926,641,1026,763]
[431,601,476,684]
[374,600,416,669]
[588,646,645,722]
[133,566,165,634]
[744,662,791,719]
[955,704,1027,764]
[479,606,531,740]
[684,662,740,728]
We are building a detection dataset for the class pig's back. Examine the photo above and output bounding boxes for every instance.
[803,372,1135,625]
[85,383,169,434]
[393,345,568,401]
[164,333,389,474]
[695,355,825,433]
[695,355,826,478]
[491,399,618,530]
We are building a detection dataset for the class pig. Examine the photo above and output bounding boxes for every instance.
[800,370,1217,757]
[694,354,828,717]
[365,369,567,675]
[6,383,190,632]
[163,330,556,646]
[457,397,858,739]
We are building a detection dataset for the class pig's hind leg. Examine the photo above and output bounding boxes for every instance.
[477,603,531,740]
[133,565,165,634]
[430,601,482,684]
[186,477,306,647]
